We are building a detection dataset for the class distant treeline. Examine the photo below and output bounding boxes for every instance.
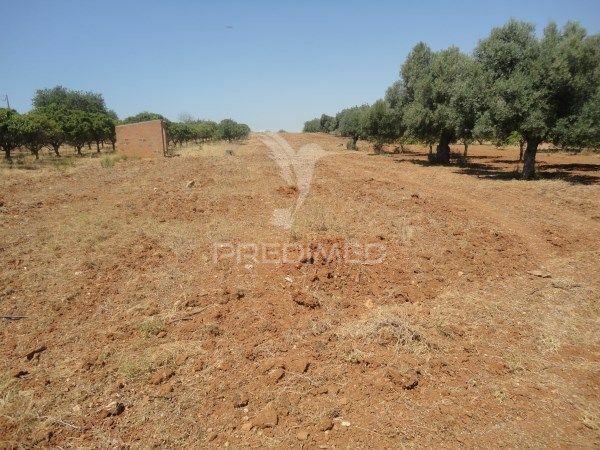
[304,20,600,179]
[0,86,251,160]
[122,112,250,146]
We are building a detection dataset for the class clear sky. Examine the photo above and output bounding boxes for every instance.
[2,0,599,131]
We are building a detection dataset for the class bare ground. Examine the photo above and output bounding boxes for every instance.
[0,133,599,448]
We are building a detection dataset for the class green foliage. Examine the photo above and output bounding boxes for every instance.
[167,122,194,146]
[303,118,322,132]
[121,112,167,124]
[363,100,402,152]
[64,110,93,154]
[567,85,600,149]
[475,20,541,144]
[18,112,52,158]
[320,114,338,133]
[505,131,524,146]
[33,86,107,114]
[0,108,22,159]
[30,87,117,156]
[400,44,483,162]
[4,84,253,161]
[36,106,69,155]
[193,120,218,141]
[337,105,370,146]
[303,19,599,178]
[475,20,600,177]
[215,119,251,142]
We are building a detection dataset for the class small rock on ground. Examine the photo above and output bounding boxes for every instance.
[296,430,310,441]
[149,368,175,385]
[285,358,310,373]
[252,405,278,428]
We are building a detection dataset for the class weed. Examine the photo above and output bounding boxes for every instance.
[120,358,152,380]
[50,157,75,171]
[344,348,367,364]
[100,154,132,168]
[138,317,163,337]
[100,156,115,168]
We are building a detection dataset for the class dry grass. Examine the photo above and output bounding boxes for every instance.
[1,133,598,448]
[337,306,431,354]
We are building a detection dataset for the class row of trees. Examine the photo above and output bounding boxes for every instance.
[1,87,118,160]
[304,20,600,179]
[121,112,250,146]
[1,87,251,161]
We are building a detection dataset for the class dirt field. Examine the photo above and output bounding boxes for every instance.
[1,133,599,448]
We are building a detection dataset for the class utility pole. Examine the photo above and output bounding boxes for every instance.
[3,94,10,109]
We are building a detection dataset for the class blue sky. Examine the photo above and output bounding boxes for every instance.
[2,0,599,131]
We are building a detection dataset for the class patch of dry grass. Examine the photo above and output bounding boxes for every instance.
[337,306,431,354]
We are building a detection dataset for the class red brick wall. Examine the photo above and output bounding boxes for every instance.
[115,120,167,158]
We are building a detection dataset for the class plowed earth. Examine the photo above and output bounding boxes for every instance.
[1,133,599,448]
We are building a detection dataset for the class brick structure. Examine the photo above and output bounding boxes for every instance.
[115,119,168,158]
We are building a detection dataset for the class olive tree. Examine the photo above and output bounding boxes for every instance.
[363,100,402,154]
[337,105,369,149]
[401,44,480,163]
[303,118,322,132]
[319,114,338,133]
[476,20,600,179]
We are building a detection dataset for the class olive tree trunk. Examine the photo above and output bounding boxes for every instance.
[436,134,451,164]
[522,140,539,180]
[463,142,468,157]
[4,148,11,160]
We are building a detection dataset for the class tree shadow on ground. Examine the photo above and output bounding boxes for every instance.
[540,163,600,172]
[491,159,520,164]
[393,158,453,167]
[395,158,599,185]
[456,161,599,185]
[451,152,489,160]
